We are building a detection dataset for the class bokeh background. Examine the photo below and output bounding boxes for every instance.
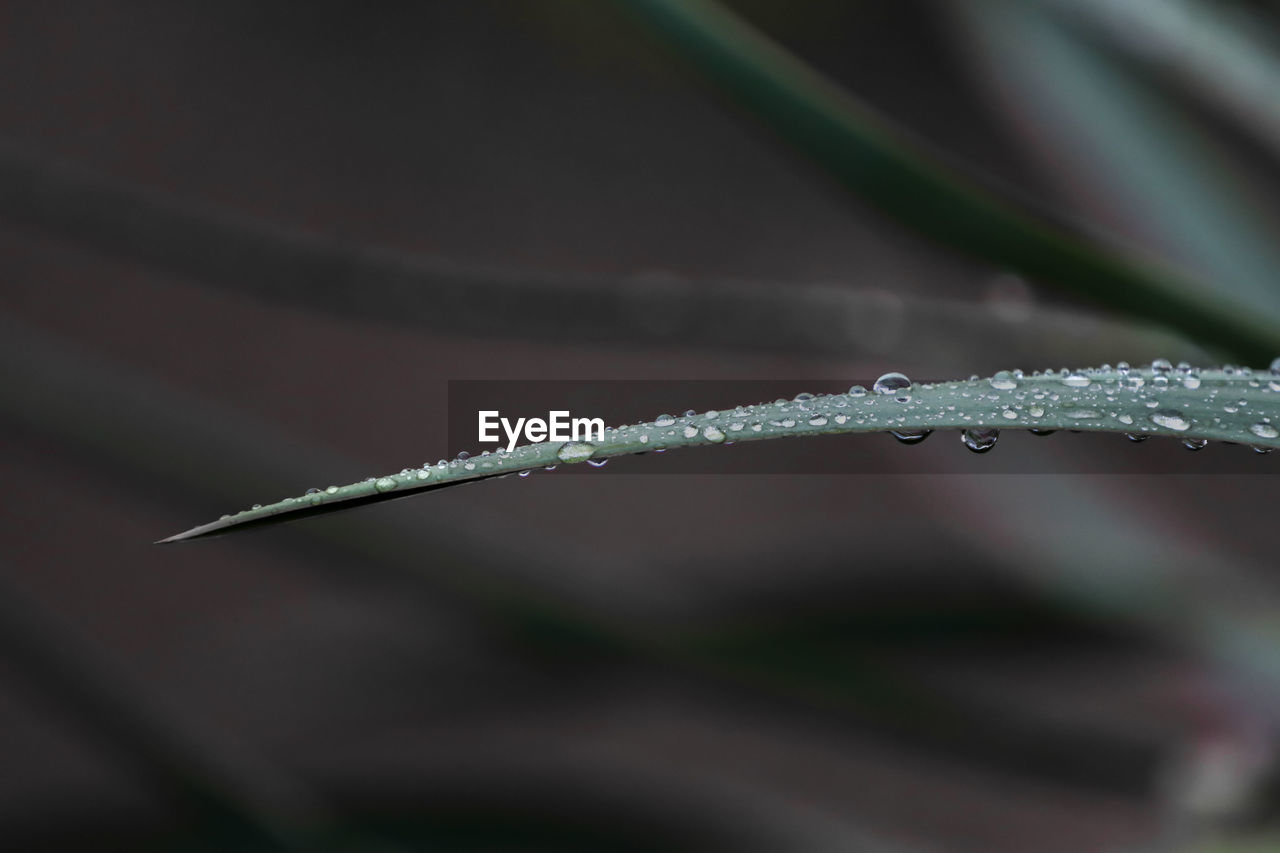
[2,1,1280,850]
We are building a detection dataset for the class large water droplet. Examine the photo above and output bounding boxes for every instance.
[961,427,999,453]
[1150,410,1191,431]
[1249,422,1279,439]
[682,425,699,438]
[988,371,1018,391]
[873,372,912,402]
[848,385,867,397]
[703,425,726,442]
[374,477,398,492]
[305,487,321,495]
[325,485,339,495]
[1062,372,1090,388]
[890,429,931,444]
[808,415,828,426]
[655,414,675,427]
[556,442,596,464]
[1151,358,1172,374]
[1182,438,1208,451]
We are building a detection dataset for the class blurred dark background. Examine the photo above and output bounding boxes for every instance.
[2,1,1280,850]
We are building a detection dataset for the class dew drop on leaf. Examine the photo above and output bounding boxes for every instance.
[556,442,596,464]
[1150,410,1192,431]
[374,477,398,492]
[989,371,1018,390]
[1249,422,1279,439]
[961,427,999,453]
[890,429,931,444]
[874,372,912,402]
[655,414,676,427]
[1182,438,1208,451]
[703,425,726,442]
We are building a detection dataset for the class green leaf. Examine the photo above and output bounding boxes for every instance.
[160,362,1280,542]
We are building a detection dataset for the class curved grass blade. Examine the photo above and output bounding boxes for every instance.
[1045,0,1280,160]
[0,143,1207,365]
[618,0,1280,364]
[161,362,1280,542]
[956,0,1280,314]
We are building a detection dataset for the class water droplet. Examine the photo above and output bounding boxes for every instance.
[1182,438,1208,451]
[683,409,697,418]
[417,469,431,480]
[251,503,262,510]
[682,425,698,438]
[374,477,398,492]
[655,414,675,427]
[705,410,719,419]
[1249,422,1279,439]
[873,372,912,402]
[1066,409,1102,420]
[1253,446,1275,454]
[1062,372,1090,388]
[1150,410,1191,431]
[848,385,867,397]
[1029,428,1056,436]
[989,371,1018,390]
[793,392,814,402]
[456,451,470,461]
[808,415,828,426]
[586,458,609,467]
[961,427,999,453]
[890,429,931,444]
[1028,405,1045,418]
[1182,373,1201,390]
[728,422,744,432]
[1117,414,1134,425]
[1270,356,1280,374]
[556,442,596,464]
[639,434,649,444]
[1001,409,1018,420]
[1151,358,1172,374]
[703,425,726,442]
[518,470,531,477]
[1126,433,1149,443]
[305,487,321,495]
[1117,361,1131,375]
[325,485,339,494]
